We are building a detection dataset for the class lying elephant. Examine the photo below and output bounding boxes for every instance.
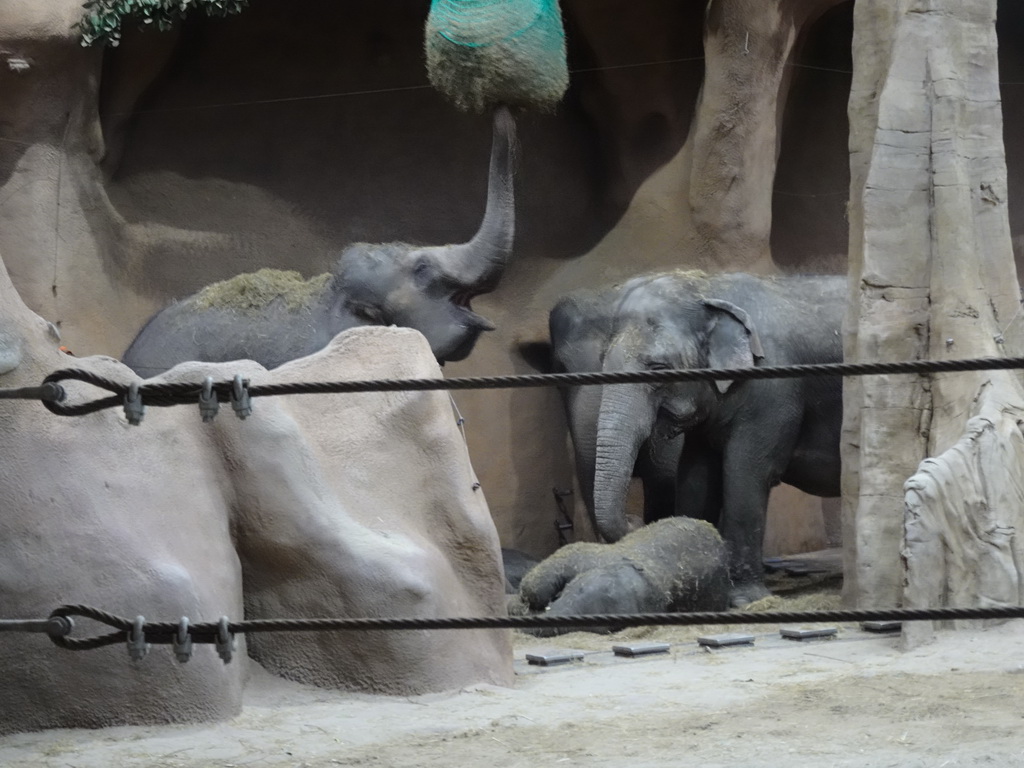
[517,517,730,636]
[501,548,540,593]
[0,254,511,735]
[123,105,516,375]
[556,270,845,607]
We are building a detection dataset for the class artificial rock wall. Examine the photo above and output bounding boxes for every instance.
[0,248,512,734]
[6,1,1024,567]
[0,0,867,560]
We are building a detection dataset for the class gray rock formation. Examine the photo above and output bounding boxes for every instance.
[0,252,511,735]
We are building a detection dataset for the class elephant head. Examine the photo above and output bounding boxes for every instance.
[592,275,764,542]
[121,106,517,375]
[331,105,517,363]
[540,286,684,527]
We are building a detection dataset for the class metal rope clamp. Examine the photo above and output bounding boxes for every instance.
[123,382,145,426]
[127,615,150,661]
[230,375,252,420]
[215,616,235,664]
[198,377,220,423]
[172,616,193,663]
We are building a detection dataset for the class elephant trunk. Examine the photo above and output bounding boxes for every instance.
[440,105,516,293]
[565,385,601,515]
[593,382,658,543]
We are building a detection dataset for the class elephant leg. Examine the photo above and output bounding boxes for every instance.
[641,473,677,523]
[674,436,723,528]
[719,437,784,606]
[636,439,677,523]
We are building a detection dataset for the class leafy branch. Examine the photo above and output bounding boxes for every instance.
[76,0,249,47]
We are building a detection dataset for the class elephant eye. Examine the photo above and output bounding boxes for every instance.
[643,359,671,371]
[413,259,433,286]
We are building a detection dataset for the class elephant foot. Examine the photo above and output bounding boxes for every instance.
[729,581,771,608]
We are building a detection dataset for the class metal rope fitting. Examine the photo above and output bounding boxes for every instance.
[123,382,145,426]
[0,616,74,637]
[230,375,252,420]
[0,382,66,403]
[127,615,149,661]
[198,377,219,423]
[172,617,193,663]
[215,616,235,663]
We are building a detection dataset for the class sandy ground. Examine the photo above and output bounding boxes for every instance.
[2,610,1023,768]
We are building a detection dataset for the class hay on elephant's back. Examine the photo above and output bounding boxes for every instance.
[425,0,569,113]
[195,269,331,313]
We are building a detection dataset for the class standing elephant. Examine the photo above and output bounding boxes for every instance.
[590,270,844,606]
[545,285,684,525]
[123,106,517,375]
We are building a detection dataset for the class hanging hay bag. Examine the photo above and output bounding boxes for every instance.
[425,0,570,113]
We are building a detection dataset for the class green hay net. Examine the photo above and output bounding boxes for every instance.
[425,0,570,113]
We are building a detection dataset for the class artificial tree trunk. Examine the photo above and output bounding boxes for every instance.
[689,0,845,266]
[844,0,1024,644]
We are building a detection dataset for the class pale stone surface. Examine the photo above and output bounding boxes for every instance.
[904,405,1024,645]
[0,253,511,735]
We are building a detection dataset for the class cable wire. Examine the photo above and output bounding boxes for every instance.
[9,355,1024,420]
[41,603,1024,653]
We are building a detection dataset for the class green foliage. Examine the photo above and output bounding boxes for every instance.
[76,0,249,47]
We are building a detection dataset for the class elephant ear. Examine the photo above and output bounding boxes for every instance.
[702,299,765,394]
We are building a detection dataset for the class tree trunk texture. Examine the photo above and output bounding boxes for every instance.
[689,0,845,266]
[845,0,1024,644]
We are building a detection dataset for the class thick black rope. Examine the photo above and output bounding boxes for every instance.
[23,355,1024,418]
[44,603,1024,651]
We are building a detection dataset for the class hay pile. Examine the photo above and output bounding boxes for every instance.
[194,268,331,313]
[425,0,569,113]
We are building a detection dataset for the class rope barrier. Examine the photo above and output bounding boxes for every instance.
[0,354,1018,424]
[3,360,1023,660]
[14,603,1022,663]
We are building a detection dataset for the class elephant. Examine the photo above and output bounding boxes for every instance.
[501,547,540,593]
[123,105,517,375]
[515,517,730,636]
[517,286,684,533]
[587,270,845,607]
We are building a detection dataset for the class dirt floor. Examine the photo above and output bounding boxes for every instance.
[2,577,1023,767]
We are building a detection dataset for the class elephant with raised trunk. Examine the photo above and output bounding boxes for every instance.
[587,270,844,606]
[123,106,517,375]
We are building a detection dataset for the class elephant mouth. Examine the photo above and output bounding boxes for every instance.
[451,289,496,331]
